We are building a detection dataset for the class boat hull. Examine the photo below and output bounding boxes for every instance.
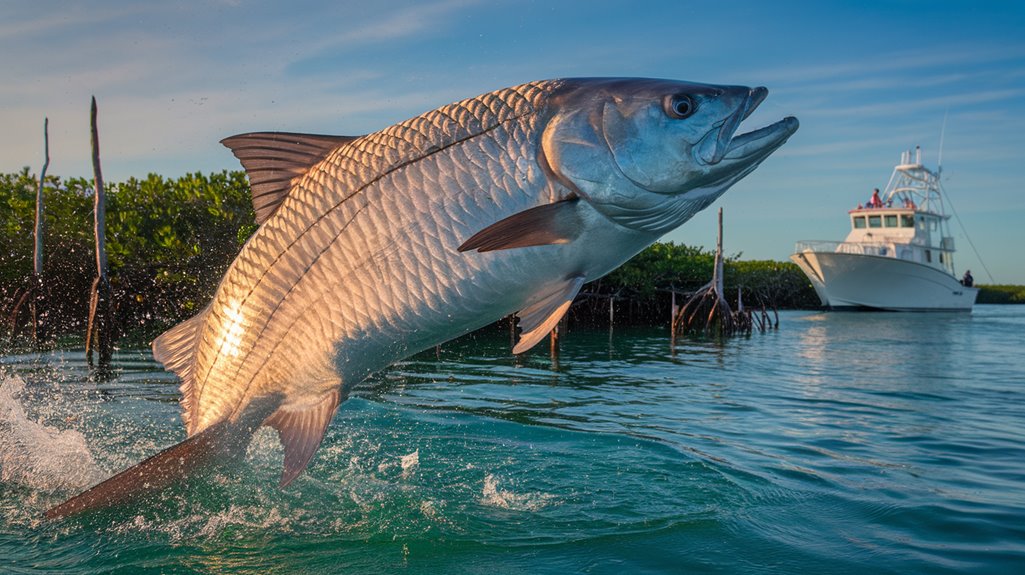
[790,250,978,311]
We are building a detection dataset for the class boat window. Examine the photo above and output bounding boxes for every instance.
[901,214,915,227]
[925,250,932,263]
[939,253,945,264]
[884,215,898,227]
[868,215,882,228]
[853,216,866,229]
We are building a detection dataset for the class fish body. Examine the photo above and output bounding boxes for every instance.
[46,78,797,518]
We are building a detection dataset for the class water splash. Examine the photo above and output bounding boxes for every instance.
[377,448,420,479]
[0,374,103,492]
[479,473,555,511]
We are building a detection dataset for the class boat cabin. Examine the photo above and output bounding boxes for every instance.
[841,148,958,278]
[844,206,954,275]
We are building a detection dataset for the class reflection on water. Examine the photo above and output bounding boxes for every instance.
[2,306,1024,574]
[796,311,975,382]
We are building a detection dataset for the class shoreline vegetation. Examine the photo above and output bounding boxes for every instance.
[3,169,1022,346]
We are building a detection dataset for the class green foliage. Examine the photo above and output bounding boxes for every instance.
[725,259,821,309]
[977,284,1025,304]
[603,241,717,297]
[570,242,820,327]
[596,241,817,308]
[1,170,255,339]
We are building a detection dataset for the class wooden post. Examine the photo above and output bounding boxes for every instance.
[509,314,517,349]
[671,290,677,326]
[549,323,560,370]
[712,207,724,297]
[672,207,735,338]
[670,289,677,353]
[34,118,48,278]
[31,118,49,343]
[7,118,49,344]
[91,97,108,280]
[85,96,114,368]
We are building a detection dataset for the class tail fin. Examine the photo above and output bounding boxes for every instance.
[44,420,246,520]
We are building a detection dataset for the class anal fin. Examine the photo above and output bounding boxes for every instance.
[152,308,209,432]
[513,275,585,354]
[264,390,342,487]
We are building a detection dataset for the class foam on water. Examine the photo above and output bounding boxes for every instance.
[0,374,103,492]
[479,473,556,512]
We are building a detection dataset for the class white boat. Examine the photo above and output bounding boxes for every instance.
[790,147,979,311]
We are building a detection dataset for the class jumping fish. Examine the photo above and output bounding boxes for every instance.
[46,78,798,518]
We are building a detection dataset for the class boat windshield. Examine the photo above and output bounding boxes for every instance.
[850,211,915,230]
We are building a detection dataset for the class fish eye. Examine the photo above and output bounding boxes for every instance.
[664,94,696,119]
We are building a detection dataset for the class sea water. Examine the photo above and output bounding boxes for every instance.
[2,306,1024,574]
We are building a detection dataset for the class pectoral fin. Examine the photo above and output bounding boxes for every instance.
[263,390,342,487]
[458,198,581,253]
[513,275,585,354]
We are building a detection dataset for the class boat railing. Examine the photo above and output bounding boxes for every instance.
[794,240,893,257]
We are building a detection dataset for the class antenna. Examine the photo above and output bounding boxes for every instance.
[934,121,996,284]
[937,109,948,174]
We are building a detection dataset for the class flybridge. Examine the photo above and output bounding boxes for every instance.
[842,146,956,278]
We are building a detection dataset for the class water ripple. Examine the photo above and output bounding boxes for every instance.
[3,307,1025,573]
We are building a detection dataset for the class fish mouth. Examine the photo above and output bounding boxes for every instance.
[723,115,800,162]
[696,87,798,167]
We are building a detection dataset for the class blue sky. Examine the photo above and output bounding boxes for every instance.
[3,0,1024,283]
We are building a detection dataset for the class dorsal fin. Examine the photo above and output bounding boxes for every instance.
[263,390,342,487]
[221,132,360,224]
[152,308,209,431]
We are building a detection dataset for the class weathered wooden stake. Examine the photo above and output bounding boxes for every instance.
[672,208,737,337]
[712,208,725,296]
[34,118,48,278]
[7,118,49,344]
[669,289,677,352]
[30,118,49,343]
[85,96,114,368]
[671,290,677,326]
[509,314,517,349]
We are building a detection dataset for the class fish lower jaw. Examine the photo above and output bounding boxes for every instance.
[723,116,800,162]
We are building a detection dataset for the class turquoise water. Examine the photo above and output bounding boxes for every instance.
[2,306,1024,574]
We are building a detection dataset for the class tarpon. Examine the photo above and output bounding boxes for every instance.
[46,78,797,518]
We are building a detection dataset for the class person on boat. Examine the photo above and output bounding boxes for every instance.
[870,188,883,208]
[962,270,974,287]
